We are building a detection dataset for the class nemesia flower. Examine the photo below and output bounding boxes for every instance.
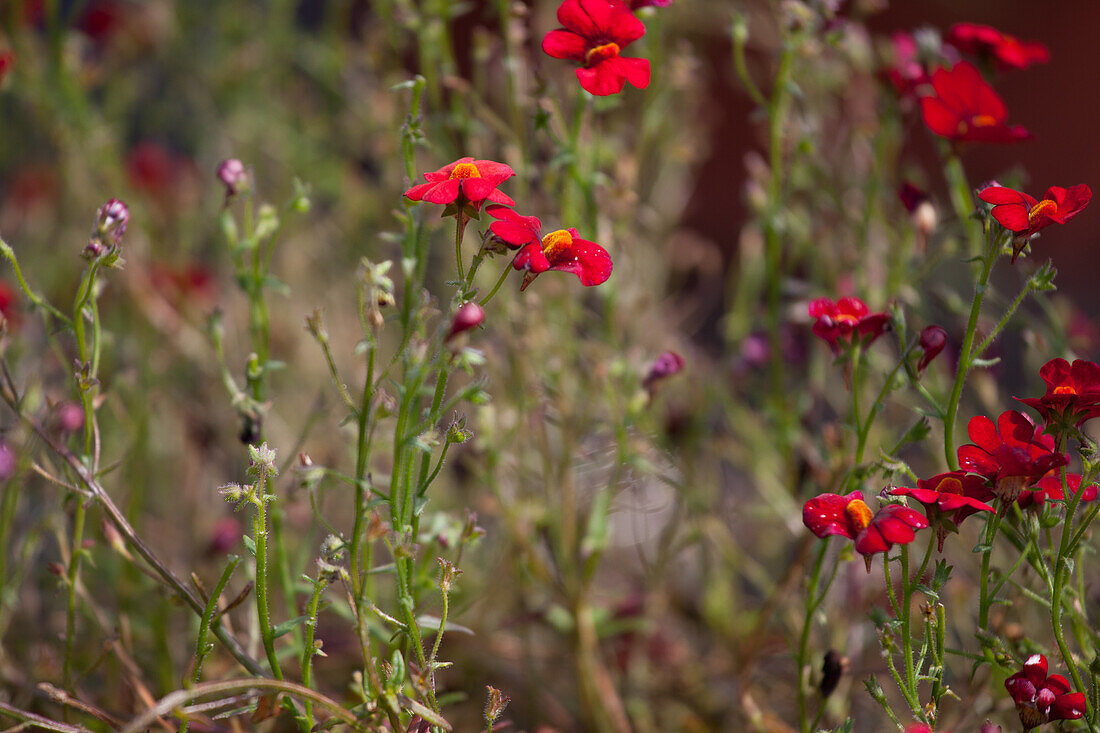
[889,471,994,551]
[404,157,515,209]
[919,62,1030,143]
[486,206,612,290]
[957,410,1068,502]
[917,325,947,372]
[1016,358,1100,429]
[978,185,1092,260]
[946,23,1049,71]
[802,491,928,571]
[1004,654,1086,729]
[808,297,890,355]
[1018,473,1098,512]
[542,0,651,96]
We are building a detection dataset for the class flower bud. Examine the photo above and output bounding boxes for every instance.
[94,198,129,247]
[917,325,947,372]
[447,302,485,342]
[217,158,248,196]
[484,685,511,725]
[56,402,85,434]
[642,350,685,391]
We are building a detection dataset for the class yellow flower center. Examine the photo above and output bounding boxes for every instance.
[845,499,873,532]
[541,229,573,257]
[835,313,860,325]
[1053,384,1079,395]
[935,476,963,494]
[1028,198,1058,224]
[971,114,997,128]
[585,42,621,66]
[449,163,482,180]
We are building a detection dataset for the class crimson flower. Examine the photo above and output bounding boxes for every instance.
[0,50,13,83]
[1016,358,1100,429]
[808,297,890,355]
[1018,473,1098,512]
[1005,654,1086,729]
[802,492,928,571]
[889,471,994,551]
[978,185,1091,260]
[920,62,1030,143]
[487,206,612,290]
[946,23,1049,71]
[956,410,1068,502]
[542,0,651,96]
[627,0,671,8]
[917,325,947,373]
[404,157,515,210]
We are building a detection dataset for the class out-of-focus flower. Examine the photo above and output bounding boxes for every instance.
[957,410,1068,502]
[486,206,612,290]
[884,32,931,99]
[1018,473,1098,512]
[216,158,248,197]
[55,402,85,434]
[979,721,1001,733]
[0,282,18,328]
[917,325,947,372]
[978,184,1091,260]
[920,62,1031,143]
[94,198,129,247]
[899,182,937,236]
[803,491,928,571]
[1016,358,1100,429]
[643,351,685,391]
[446,302,485,341]
[149,263,216,309]
[946,23,1049,71]
[0,442,15,481]
[627,0,671,8]
[77,0,124,43]
[0,50,14,83]
[404,157,515,209]
[889,471,994,551]
[206,516,243,555]
[542,0,651,96]
[1005,654,1086,729]
[808,297,890,355]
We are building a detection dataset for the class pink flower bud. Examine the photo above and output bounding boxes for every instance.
[94,198,129,246]
[643,350,685,390]
[56,402,85,434]
[447,302,485,341]
[917,325,947,372]
[217,158,248,196]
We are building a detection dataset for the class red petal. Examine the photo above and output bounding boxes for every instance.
[576,61,626,96]
[421,179,461,204]
[472,160,516,185]
[542,29,587,60]
[990,203,1029,232]
[489,219,540,248]
[557,0,612,37]
[614,55,650,90]
[979,186,1032,206]
[1045,674,1072,695]
[545,232,613,286]
[920,97,961,138]
[513,242,551,275]
[957,445,999,478]
[460,177,495,202]
[966,415,1001,452]
[1050,692,1086,721]
[802,492,862,540]
[1022,654,1049,684]
[404,182,436,201]
[998,410,1037,447]
[606,3,646,46]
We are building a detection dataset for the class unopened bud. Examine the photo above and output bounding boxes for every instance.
[437,557,462,593]
[217,158,248,196]
[484,685,511,725]
[56,402,85,434]
[447,302,485,342]
[94,198,129,247]
[979,721,1002,733]
[917,325,947,373]
[642,350,686,391]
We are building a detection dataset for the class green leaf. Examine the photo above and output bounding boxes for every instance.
[242,535,256,557]
[272,614,309,639]
[399,696,451,730]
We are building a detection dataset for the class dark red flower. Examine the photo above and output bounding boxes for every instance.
[1018,473,1098,512]
[890,471,994,551]
[487,206,612,290]
[917,325,947,372]
[1005,654,1086,729]
[946,23,1049,71]
[1016,358,1100,429]
[808,297,890,355]
[0,50,14,83]
[542,0,651,96]
[446,302,485,341]
[643,351,685,391]
[77,1,125,43]
[803,492,928,571]
[627,0,671,8]
[978,185,1091,260]
[404,157,515,209]
[919,62,1031,143]
[957,410,1068,502]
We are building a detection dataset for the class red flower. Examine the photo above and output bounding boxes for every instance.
[542,0,651,96]
[627,0,671,8]
[802,492,928,571]
[884,32,932,100]
[1005,654,1086,729]
[978,185,1091,260]
[643,350,685,391]
[956,410,1068,502]
[1018,473,1098,512]
[919,62,1030,143]
[404,157,515,209]
[808,297,890,355]
[1016,358,1100,429]
[889,471,994,551]
[946,23,1049,71]
[487,206,612,290]
[0,50,14,83]
[917,325,947,373]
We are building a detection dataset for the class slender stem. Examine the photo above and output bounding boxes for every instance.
[300,575,329,732]
[797,541,829,733]
[454,213,467,283]
[479,260,514,306]
[1052,459,1091,721]
[973,277,1037,360]
[0,238,72,325]
[899,546,918,708]
[253,470,282,680]
[977,506,1004,631]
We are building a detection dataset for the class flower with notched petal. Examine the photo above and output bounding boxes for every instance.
[808,297,890,355]
[404,157,515,211]
[890,471,993,551]
[1005,654,1086,729]
[946,23,1049,71]
[978,184,1091,261]
[1017,358,1100,430]
[957,410,1068,502]
[920,62,1031,143]
[803,492,928,571]
[542,0,651,96]
[487,206,612,291]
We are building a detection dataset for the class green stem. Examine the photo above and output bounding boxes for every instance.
[797,541,829,733]
[1052,460,1091,722]
[253,471,282,680]
[479,260,514,306]
[300,575,329,732]
[972,277,1036,360]
[454,213,467,283]
[977,506,1004,631]
[0,239,71,325]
